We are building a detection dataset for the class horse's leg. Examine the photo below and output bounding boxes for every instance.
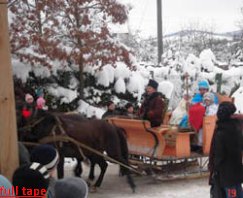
[74,158,83,177]
[93,157,108,188]
[88,159,96,181]
[57,153,65,179]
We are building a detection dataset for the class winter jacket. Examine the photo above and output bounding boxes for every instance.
[205,103,218,116]
[188,103,205,131]
[139,92,164,127]
[213,119,243,187]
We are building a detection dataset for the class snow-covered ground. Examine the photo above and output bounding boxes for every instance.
[63,158,210,198]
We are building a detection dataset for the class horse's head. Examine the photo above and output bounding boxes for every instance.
[19,109,56,142]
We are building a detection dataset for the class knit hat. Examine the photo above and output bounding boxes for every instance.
[25,93,34,103]
[217,102,236,121]
[203,92,215,103]
[36,97,46,109]
[30,144,59,171]
[12,162,50,195]
[54,177,88,198]
[191,93,203,104]
[35,88,44,97]
[198,80,210,89]
[0,175,14,196]
[147,79,158,90]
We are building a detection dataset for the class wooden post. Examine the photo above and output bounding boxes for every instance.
[157,0,163,64]
[0,0,19,180]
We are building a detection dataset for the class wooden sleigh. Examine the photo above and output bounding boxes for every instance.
[108,94,233,161]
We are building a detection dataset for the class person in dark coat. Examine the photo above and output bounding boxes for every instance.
[209,102,243,198]
[139,79,164,127]
[102,101,118,119]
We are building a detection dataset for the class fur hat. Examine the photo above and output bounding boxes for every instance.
[54,177,88,198]
[198,80,209,89]
[12,162,50,195]
[203,92,215,103]
[147,79,158,90]
[217,102,236,121]
[25,93,34,103]
[30,144,59,171]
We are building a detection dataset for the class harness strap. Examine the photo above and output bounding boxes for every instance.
[38,135,143,175]
[52,116,87,161]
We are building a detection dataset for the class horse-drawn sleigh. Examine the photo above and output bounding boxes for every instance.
[107,94,234,178]
[18,94,233,191]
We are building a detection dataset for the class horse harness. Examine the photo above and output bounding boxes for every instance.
[21,114,143,175]
[49,115,87,161]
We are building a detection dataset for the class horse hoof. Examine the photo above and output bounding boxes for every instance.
[86,179,95,187]
[89,186,97,193]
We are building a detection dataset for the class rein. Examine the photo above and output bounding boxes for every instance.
[19,117,46,131]
[20,113,144,175]
[37,135,143,175]
[51,115,87,161]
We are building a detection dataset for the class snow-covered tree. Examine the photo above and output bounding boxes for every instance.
[9,0,135,98]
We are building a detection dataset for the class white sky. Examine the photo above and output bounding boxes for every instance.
[119,0,243,38]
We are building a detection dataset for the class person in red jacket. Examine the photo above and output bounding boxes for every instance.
[139,79,164,127]
[22,93,35,119]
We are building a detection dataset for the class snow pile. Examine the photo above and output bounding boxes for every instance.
[77,100,105,118]
[114,78,126,94]
[184,54,200,77]
[96,67,111,87]
[126,72,146,101]
[47,85,78,104]
[158,81,174,99]
[114,62,131,79]
[12,60,31,83]
[232,87,243,113]
[199,49,216,72]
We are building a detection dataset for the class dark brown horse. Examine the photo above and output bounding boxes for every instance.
[19,110,135,192]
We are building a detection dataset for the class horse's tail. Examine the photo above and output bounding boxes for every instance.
[115,126,136,192]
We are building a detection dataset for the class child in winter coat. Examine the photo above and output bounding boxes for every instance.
[21,93,35,119]
[203,92,218,116]
[194,92,219,152]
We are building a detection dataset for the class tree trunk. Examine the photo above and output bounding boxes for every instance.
[79,55,84,99]
[0,0,19,180]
